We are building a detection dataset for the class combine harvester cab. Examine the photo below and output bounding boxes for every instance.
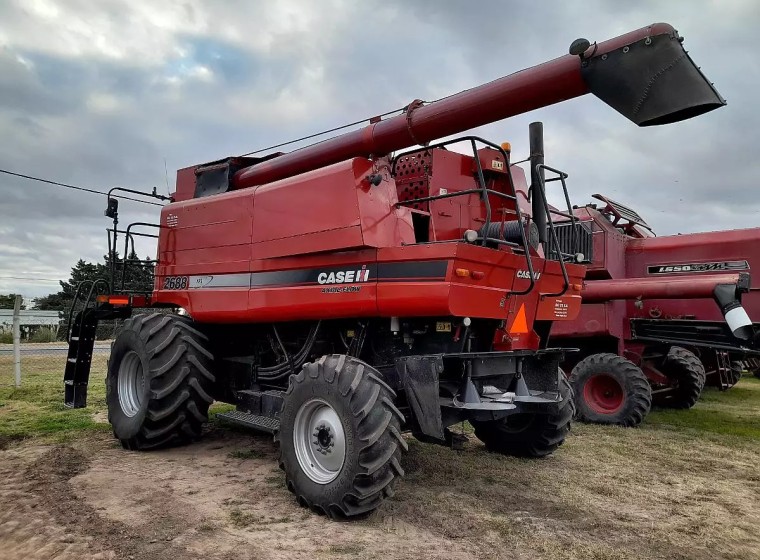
[548,195,759,427]
[63,23,724,517]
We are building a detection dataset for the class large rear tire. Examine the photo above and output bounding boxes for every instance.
[278,355,406,519]
[106,313,215,450]
[570,353,651,427]
[471,371,574,458]
[659,346,705,409]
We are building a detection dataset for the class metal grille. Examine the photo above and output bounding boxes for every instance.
[394,152,432,211]
[546,221,593,262]
[631,319,760,354]
[606,198,648,227]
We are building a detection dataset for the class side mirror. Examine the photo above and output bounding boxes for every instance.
[105,197,119,219]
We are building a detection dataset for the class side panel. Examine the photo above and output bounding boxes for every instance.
[550,300,625,340]
[156,189,254,279]
[625,228,760,323]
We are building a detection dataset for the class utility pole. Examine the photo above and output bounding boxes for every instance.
[12,294,21,387]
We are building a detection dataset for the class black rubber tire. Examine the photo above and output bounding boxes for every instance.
[106,313,215,450]
[659,347,706,409]
[278,355,406,519]
[728,361,744,388]
[570,353,651,427]
[471,371,575,458]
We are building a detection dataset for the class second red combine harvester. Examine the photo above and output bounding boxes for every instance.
[63,24,724,517]
[548,195,758,426]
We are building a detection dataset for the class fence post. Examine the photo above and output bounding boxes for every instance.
[12,294,21,387]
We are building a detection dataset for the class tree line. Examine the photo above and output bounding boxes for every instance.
[0,251,153,311]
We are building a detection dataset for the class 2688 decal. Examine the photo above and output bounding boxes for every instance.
[162,276,189,290]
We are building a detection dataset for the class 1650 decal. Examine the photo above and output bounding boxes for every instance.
[647,260,749,275]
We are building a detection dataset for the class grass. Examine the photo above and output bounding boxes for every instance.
[0,354,241,445]
[228,508,292,529]
[388,377,760,560]
[29,327,59,343]
[228,508,258,527]
[228,448,265,460]
[645,378,760,443]
[326,544,365,555]
[0,355,110,444]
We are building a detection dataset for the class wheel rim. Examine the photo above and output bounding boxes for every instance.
[293,398,346,484]
[583,374,625,414]
[499,414,535,433]
[117,350,145,418]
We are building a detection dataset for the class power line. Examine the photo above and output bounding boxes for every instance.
[0,168,164,207]
[239,107,404,157]
[0,276,61,282]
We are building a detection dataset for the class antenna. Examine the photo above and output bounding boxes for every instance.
[163,158,170,195]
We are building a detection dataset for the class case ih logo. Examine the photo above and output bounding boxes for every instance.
[317,266,371,284]
[517,270,541,280]
[647,260,750,275]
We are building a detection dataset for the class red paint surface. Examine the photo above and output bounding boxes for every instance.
[154,151,586,351]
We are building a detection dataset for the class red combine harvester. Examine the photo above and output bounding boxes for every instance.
[63,24,724,517]
[548,195,758,426]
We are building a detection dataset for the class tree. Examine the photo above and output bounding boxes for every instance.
[31,252,154,340]
[0,294,25,310]
[106,249,154,295]
[31,292,68,310]
[32,251,154,310]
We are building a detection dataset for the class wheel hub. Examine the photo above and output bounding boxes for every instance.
[583,373,625,414]
[293,399,346,484]
[117,350,145,418]
[313,424,335,455]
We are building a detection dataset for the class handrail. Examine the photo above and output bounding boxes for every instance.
[120,222,162,292]
[392,135,536,295]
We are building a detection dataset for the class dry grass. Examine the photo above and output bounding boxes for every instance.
[383,379,760,559]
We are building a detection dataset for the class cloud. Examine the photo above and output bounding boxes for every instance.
[1,0,759,298]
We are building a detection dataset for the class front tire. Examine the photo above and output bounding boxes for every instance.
[106,313,215,450]
[471,371,574,458]
[278,355,406,518]
[570,353,651,427]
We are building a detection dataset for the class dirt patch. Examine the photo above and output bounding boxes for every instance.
[0,445,101,560]
[30,446,90,479]
[0,433,25,450]
[68,428,478,560]
[1,420,759,560]
[0,430,482,560]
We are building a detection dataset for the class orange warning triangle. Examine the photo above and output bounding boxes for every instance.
[509,304,529,334]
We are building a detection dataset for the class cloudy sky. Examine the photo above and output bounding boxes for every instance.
[1,0,759,299]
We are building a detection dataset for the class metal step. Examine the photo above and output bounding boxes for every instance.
[217,410,280,434]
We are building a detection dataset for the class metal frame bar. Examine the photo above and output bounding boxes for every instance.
[119,222,162,292]
[66,278,111,343]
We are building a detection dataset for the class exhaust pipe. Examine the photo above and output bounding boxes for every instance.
[713,282,754,340]
[529,122,547,245]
